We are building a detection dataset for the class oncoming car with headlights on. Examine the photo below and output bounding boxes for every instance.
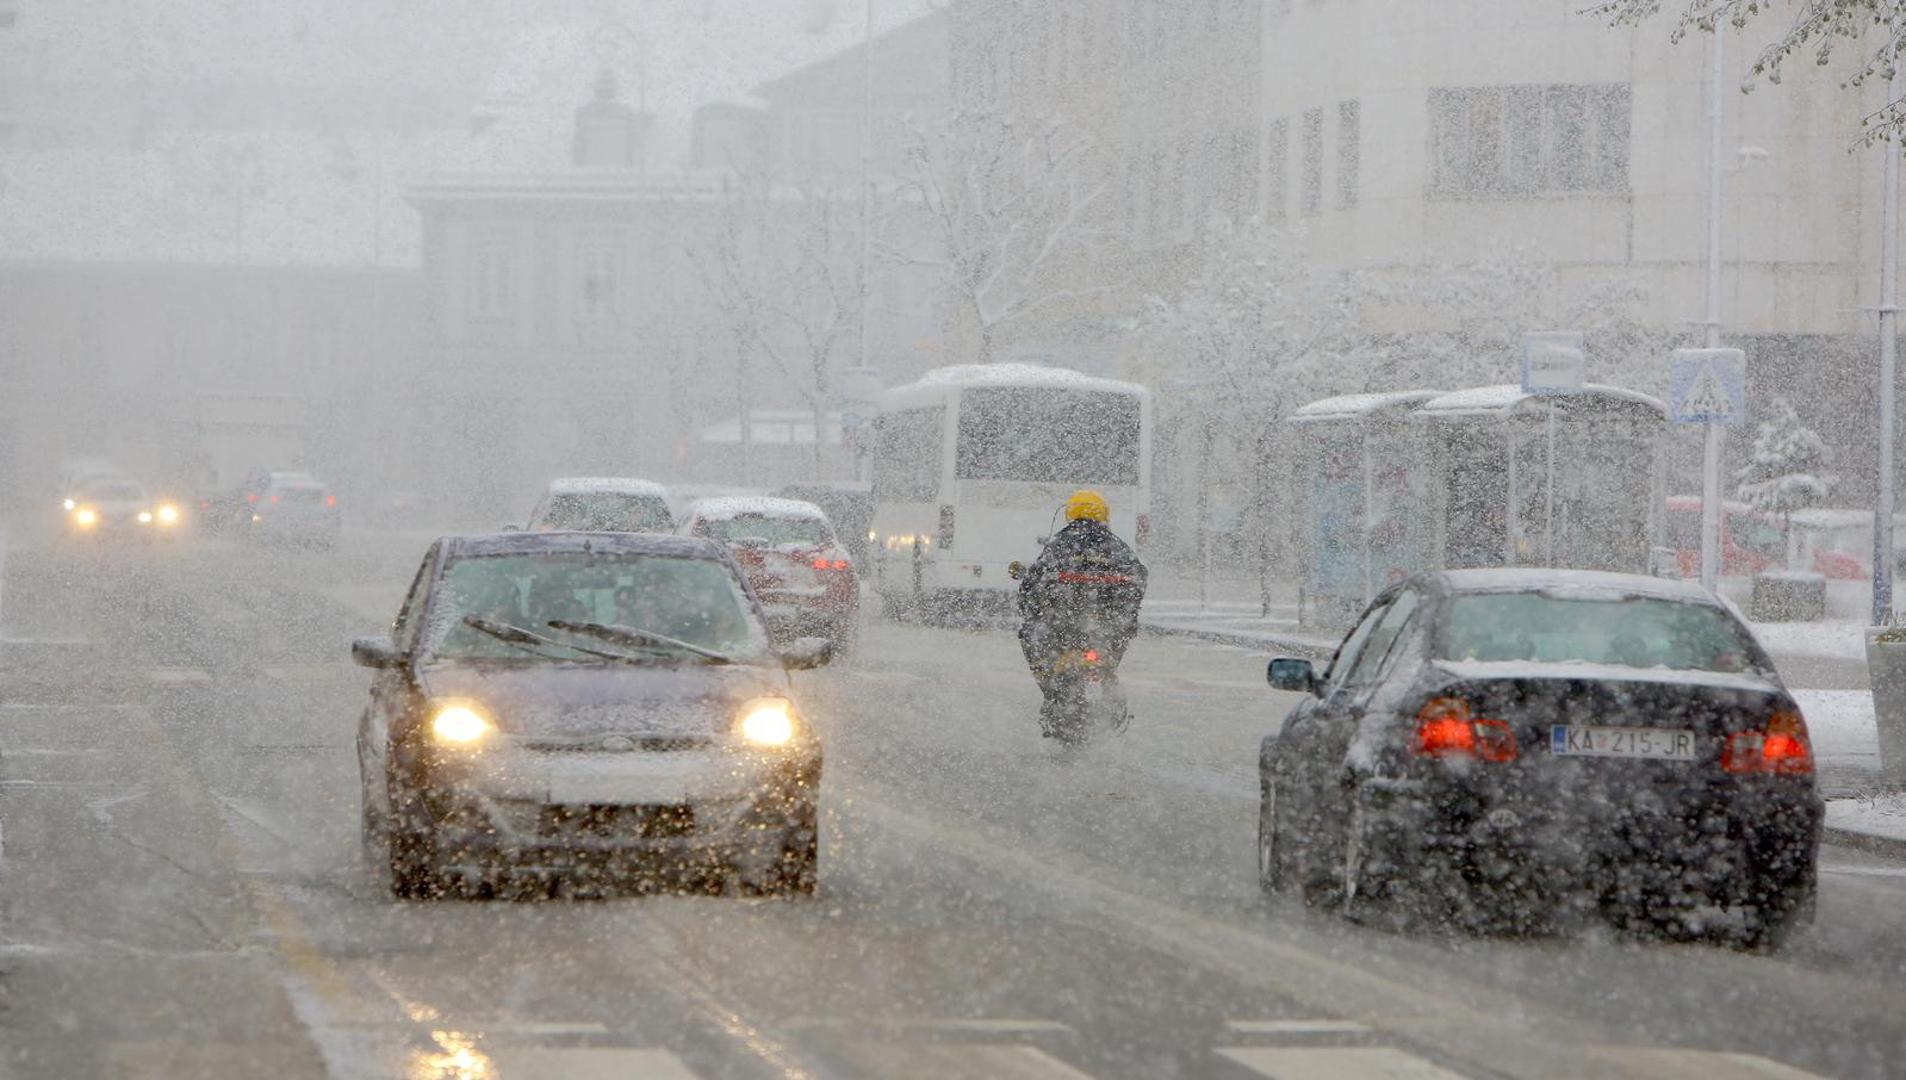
[62,474,185,542]
[351,532,829,899]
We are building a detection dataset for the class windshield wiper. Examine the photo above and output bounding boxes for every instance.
[459,615,646,664]
[547,620,736,665]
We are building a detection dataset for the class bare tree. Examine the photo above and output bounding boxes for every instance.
[893,104,1110,362]
[694,179,866,477]
[1596,0,1906,144]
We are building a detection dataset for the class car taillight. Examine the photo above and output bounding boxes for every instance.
[810,557,850,571]
[326,494,337,508]
[1722,712,1813,776]
[1412,697,1518,763]
[938,505,954,550]
[269,494,279,504]
[246,493,259,504]
[1082,649,1101,664]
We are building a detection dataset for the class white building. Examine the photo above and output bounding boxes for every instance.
[1261,1,1900,498]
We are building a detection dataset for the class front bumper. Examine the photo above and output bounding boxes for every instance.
[405,743,820,871]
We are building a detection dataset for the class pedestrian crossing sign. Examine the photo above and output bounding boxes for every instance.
[1669,348,1746,425]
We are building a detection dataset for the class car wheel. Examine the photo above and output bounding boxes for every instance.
[744,799,819,897]
[1257,772,1287,897]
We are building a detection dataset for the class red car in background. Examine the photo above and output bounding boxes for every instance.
[1665,497,1867,580]
[681,496,860,653]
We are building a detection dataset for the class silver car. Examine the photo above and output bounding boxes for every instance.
[351,532,828,899]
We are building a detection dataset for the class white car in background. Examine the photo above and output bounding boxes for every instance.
[527,477,674,534]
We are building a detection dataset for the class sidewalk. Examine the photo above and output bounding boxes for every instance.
[1141,570,1906,857]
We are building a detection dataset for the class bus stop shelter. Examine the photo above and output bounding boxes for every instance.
[1412,383,1668,576]
[1286,391,1443,628]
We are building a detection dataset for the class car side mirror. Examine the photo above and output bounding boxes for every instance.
[780,636,834,671]
[1007,561,1024,581]
[1267,657,1318,695]
[351,635,405,669]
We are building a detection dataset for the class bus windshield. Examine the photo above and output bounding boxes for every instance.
[955,388,1140,486]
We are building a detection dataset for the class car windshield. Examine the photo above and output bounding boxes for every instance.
[424,552,765,662]
[1443,592,1763,674]
[78,480,145,502]
[698,513,831,547]
[536,493,672,532]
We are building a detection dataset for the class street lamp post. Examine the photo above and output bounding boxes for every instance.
[1875,41,1902,626]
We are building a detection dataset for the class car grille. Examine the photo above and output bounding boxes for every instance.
[537,803,695,839]
[519,734,716,753]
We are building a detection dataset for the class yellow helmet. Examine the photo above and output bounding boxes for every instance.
[1065,489,1110,523]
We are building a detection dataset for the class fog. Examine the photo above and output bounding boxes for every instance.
[2,2,1904,1079]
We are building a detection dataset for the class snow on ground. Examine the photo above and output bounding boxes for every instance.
[1748,620,1869,660]
[1792,688,1880,769]
[1826,794,1906,844]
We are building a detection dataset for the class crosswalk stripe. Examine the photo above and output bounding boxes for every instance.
[487,1046,702,1080]
[1587,1047,1828,1079]
[1226,1019,1372,1035]
[1218,1046,1468,1079]
[837,1044,1094,1079]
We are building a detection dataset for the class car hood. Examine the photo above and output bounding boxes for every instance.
[416,661,788,738]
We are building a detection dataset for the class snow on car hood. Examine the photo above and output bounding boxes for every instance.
[1432,658,1782,694]
[416,662,788,738]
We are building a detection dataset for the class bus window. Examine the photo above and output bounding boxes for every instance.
[955,388,1140,485]
[872,407,945,501]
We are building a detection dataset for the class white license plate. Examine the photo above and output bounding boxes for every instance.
[1549,725,1697,761]
[546,755,693,804]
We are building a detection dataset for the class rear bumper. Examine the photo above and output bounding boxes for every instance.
[1365,775,1822,913]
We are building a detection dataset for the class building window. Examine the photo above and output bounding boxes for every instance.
[1265,117,1288,222]
[1427,84,1630,197]
[1301,107,1323,217]
[470,242,515,321]
[579,244,622,319]
[1337,100,1360,210]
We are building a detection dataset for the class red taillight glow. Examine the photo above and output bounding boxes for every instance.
[269,494,279,505]
[1413,697,1518,762]
[326,494,337,507]
[1082,649,1101,663]
[812,557,830,571]
[1722,712,1814,776]
[246,493,259,504]
[833,559,850,570]
[812,556,852,571]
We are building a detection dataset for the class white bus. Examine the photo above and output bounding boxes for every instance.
[868,364,1152,614]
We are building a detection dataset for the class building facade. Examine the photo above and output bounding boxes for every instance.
[1261,0,1902,499]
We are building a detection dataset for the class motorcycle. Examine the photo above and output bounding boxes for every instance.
[1011,560,1132,747]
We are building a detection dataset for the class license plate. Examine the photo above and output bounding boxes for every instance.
[546,755,693,804]
[1549,725,1696,761]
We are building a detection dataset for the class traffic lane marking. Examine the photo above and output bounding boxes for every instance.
[1218,1045,1469,1079]
[1585,1047,1828,1080]
[1226,1019,1372,1036]
[486,1046,703,1079]
[830,1043,1095,1080]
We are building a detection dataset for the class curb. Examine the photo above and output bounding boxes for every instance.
[1822,825,1906,861]
[1140,620,1337,659]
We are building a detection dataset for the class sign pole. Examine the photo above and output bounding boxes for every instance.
[1700,422,1722,592]
[1546,401,1557,565]
[1670,348,1746,590]
[1700,23,1726,592]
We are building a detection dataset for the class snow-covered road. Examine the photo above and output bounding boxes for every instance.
[2,533,1903,1079]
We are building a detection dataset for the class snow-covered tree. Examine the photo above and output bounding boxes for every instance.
[1597,0,1906,145]
[1734,396,1839,562]
[894,105,1110,362]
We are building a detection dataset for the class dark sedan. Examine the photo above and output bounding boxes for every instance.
[352,532,828,899]
[1258,568,1821,948]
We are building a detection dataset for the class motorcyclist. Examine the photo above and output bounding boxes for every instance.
[1017,489,1148,735]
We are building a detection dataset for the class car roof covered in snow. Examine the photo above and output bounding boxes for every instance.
[1414,383,1667,421]
[545,477,670,499]
[1423,567,1717,604]
[437,531,727,561]
[687,496,830,522]
[880,363,1147,412]
[1288,390,1444,424]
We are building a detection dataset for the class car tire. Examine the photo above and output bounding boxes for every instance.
[744,799,819,897]
[1257,772,1287,897]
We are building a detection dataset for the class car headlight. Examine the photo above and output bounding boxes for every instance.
[157,504,180,525]
[737,697,797,747]
[430,703,494,745]
[73,507,98,528]
[63,498,75,512]
[137,510,154,524]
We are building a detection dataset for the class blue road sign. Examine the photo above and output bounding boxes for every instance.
[1669,348,1746,425]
